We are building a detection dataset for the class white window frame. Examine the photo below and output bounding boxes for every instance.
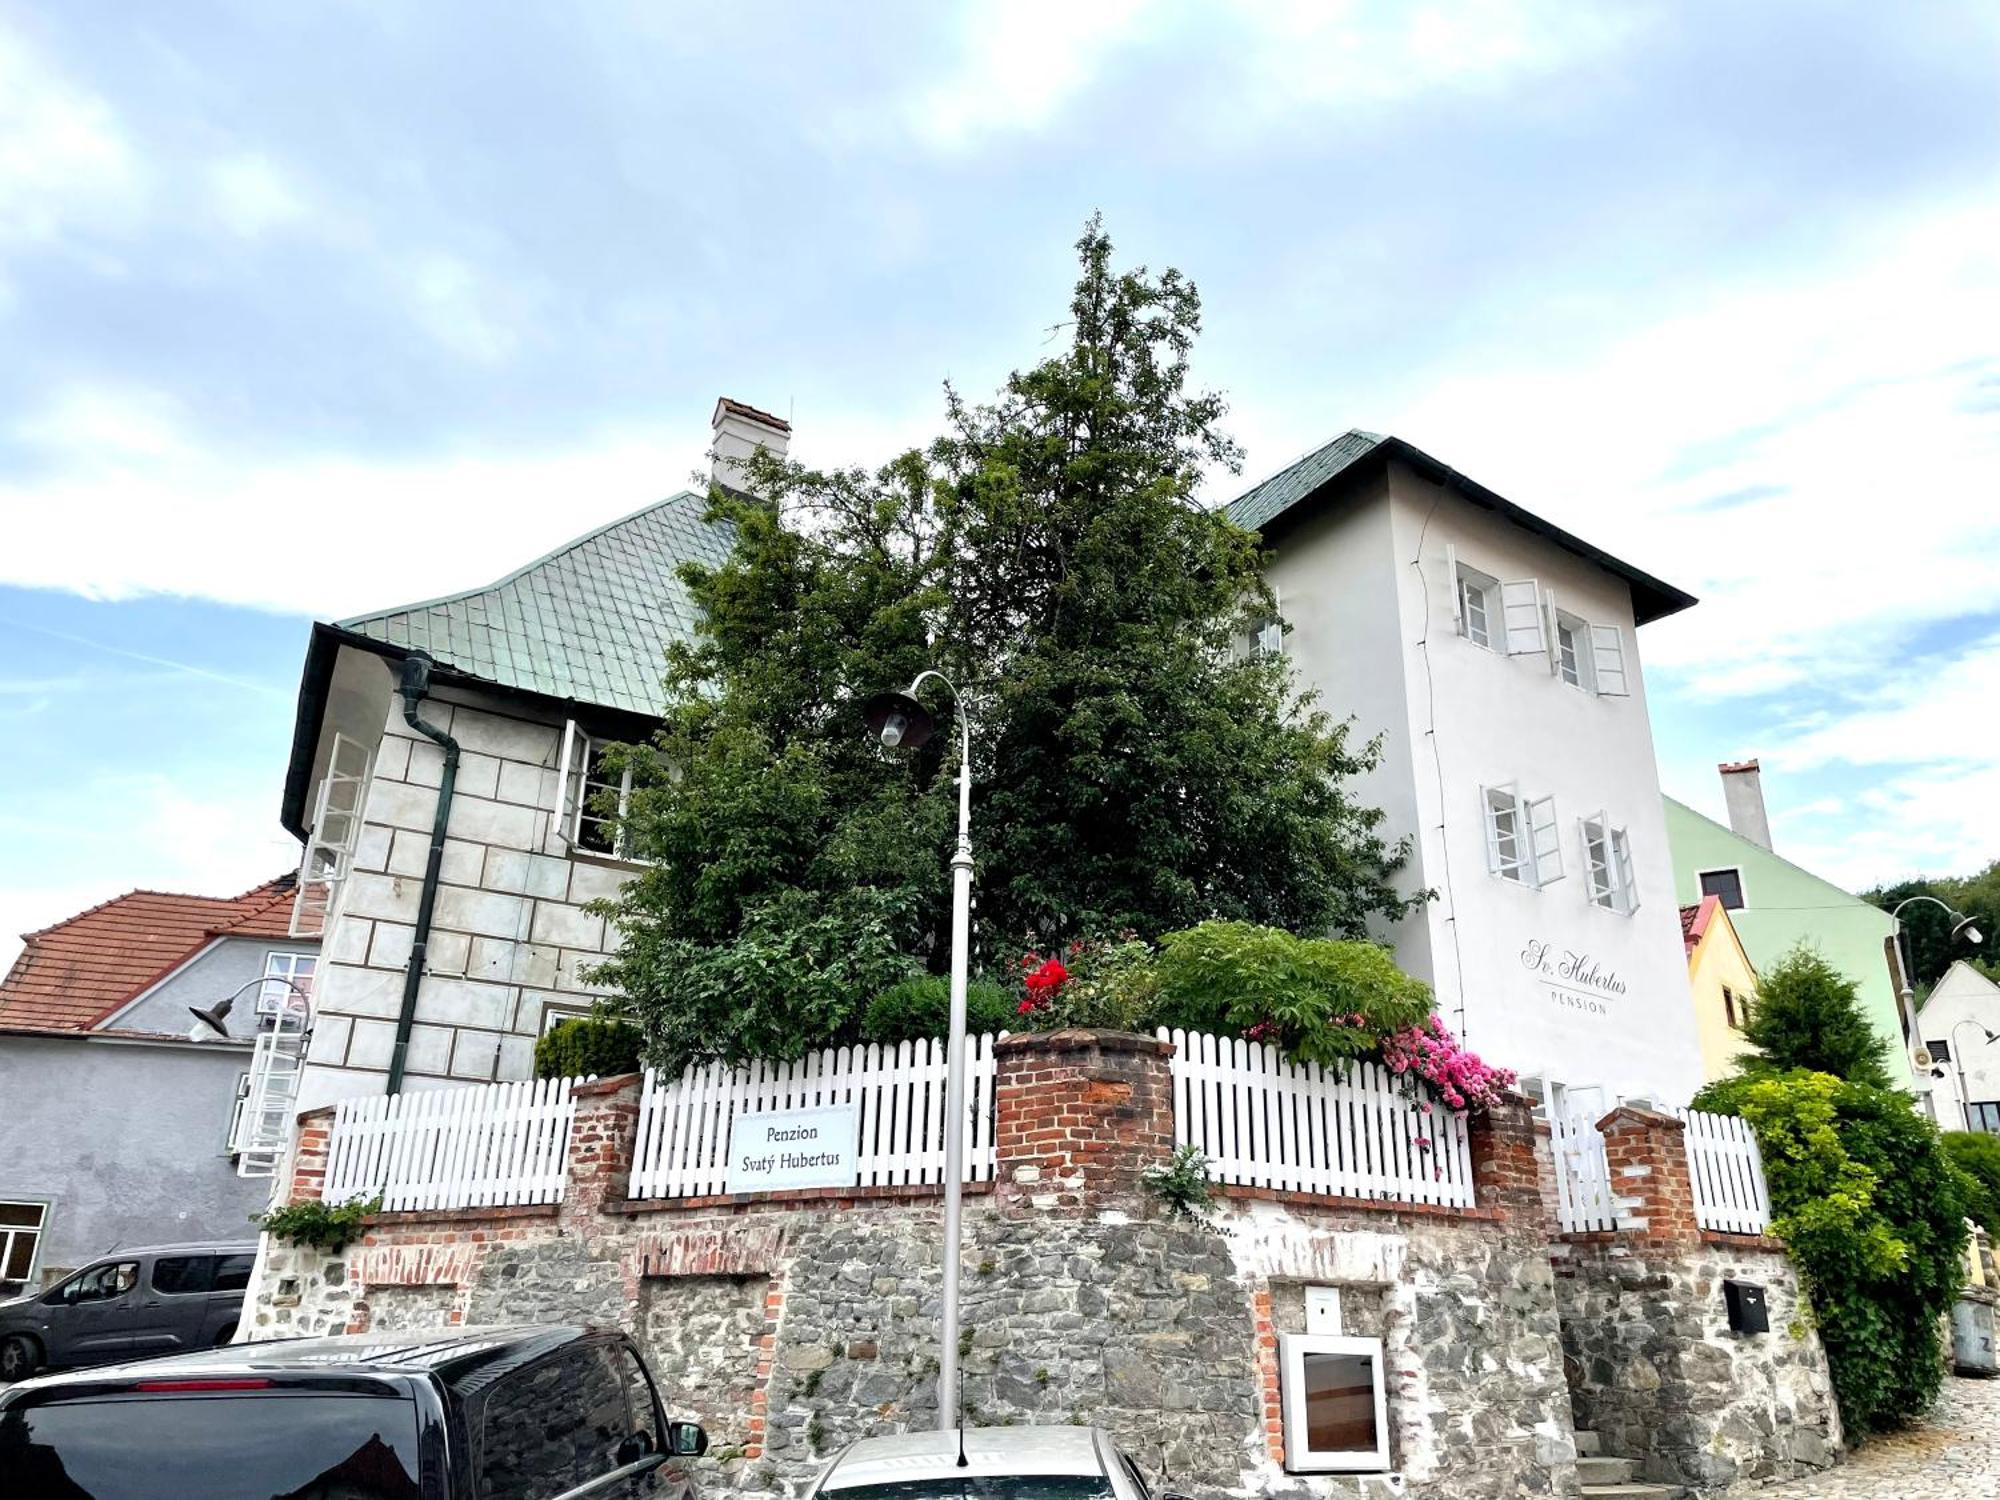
[1553,608,1594,691]
[1589,623,1629,696]
[1582,814,1639,914]
[1278,1332,1391,1473]
[552,719,639,860]
[257,952,318,1018]
[291,731,372,938]
[1451,549,1499,651]
[1698,865,1747,911]
[1250,584,1285,660]
[1484,785,1562,887]
[539,1001,595,1036]
[0,1199,50,1287]
[226,1071,252,1155]
[1499,577,1546,656]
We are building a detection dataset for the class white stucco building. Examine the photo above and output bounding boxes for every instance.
[1229,432,1706,1105]
[1917,961,2000,1133]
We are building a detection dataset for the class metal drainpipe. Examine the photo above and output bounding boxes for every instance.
[388,650,458,1095]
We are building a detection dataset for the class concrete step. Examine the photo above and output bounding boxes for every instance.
[1578,1486,1675,1499]
[1577,1455,1638,1485]
[1575,1428,1602,1457]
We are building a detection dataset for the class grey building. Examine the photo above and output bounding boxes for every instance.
[0,879,316,1289]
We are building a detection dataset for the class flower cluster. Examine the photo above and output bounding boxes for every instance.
[1017,954,1069,1016]
[1379,1015,1516,1112]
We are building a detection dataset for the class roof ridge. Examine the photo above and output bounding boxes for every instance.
[1231,427,1384,505]
[18,886,246,941]
[338,489,710,630]
[1663,797,1887,911]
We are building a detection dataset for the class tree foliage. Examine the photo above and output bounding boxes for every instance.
[1735,943,1894,1088]
[1865,860,2000,993]
[591,220,1414,1075]
[1944,1130,2000,1232]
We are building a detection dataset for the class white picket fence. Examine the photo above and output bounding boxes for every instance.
[1551,1110,1616,1232]
[322,1076,580,1211]
[1679,1107,1772,1234]
[630,1035,1001,1199]
[1548,1105,1772,1234]
[1157,1028,1476,1207]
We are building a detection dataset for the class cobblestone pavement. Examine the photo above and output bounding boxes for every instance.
[1752,1376,2000,1498]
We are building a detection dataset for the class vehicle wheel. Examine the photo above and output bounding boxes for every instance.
[0,1333,41,1381]
[213,1323,237,1347]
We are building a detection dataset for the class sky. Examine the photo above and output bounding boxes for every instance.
[2,1,1998,969]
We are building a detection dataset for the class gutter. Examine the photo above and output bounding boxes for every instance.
[388,651,459,1095]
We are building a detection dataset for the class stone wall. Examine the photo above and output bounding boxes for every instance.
[245,1033,1581,1500]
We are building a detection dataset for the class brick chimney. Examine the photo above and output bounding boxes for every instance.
[710,397,790,497]
[1718,759,1772,851]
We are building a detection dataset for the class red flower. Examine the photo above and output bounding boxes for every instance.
[1018,998,1039,1015]
[1024,958,1068,995]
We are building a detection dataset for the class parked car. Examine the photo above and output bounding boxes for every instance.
[809,1425,1193,1500]
[0,1323,706,1499]
[0,1240,257,1381]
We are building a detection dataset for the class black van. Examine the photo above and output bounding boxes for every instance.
[0,1324,705,1500]
[0,1240,257,1380]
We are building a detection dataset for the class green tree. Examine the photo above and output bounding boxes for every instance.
[1865,860,2000,993]
[1737,944,1894,1088]
[1944,1130,2000,1231]
[591,220,1415,1075]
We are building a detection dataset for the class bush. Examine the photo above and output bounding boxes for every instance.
[861,976,1015,1045]
[1945,1131,2000,1231]
[1739,944,1894,1087]
[1011,938,1164,1033]
[1719,1071,1970,1435]
[255,1195,381,1253]
[534,1016,644,1080]
[1149,921,1433,1067]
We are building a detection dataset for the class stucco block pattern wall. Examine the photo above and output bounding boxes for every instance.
[303,690,638,1108]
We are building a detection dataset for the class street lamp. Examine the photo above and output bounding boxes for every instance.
[863,671,973,1437]
[187,974,312,1042]
[1948,1019,2000,1133]
[1891,894,1985,1079]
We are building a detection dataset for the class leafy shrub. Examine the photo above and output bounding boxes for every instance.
[1719,1071,1970,1435]
[255,1195,382,1253]
[534,1016,644,1079]
[1738,944,1893,1087]
[862,976,1015,1045]
[1141,1145,1212,1222]
[1011,938,1164,1033]
[1945,1131,2000,1232]
[1150,921,1432,1067]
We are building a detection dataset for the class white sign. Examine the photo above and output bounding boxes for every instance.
[726,1103,859,1194]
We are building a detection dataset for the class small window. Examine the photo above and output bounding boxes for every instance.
[1483,786,1562,887]
[1722,986,1739,1031]
[1278,1333,1390,1473]
[1582,815,1638,915]
[152,1255,215,1296]
[1554,611,1595,691]
[540,1003,594,1036]
[0,1201,47,1287]
[1969,1102,2000,1135]
[554,721,640,859]
[258,952,317,1018]
[1452,555,1498,650]
[1699,868,1745,910]
[1929,1038,1951,1063]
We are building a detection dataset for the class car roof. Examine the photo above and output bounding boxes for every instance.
[3,1325,598,1399]
[76,1241,260,1259]
[821,1426,1112,1488]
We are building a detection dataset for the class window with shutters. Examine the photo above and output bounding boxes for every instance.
[1483,785,1563,888]
[290,732,372,937]
[1452,556,1499,650]
[1553,609,1594,690]
[1249,585,1285,659]
[1581,814,1638,914]
[552,720,639,860]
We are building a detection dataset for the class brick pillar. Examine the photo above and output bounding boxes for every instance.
[1468,1091,1544,1222]
[561,1073,643,1228]
[994,1029,1174,1215]
[1597,1105,1700,1251]
[286,1105,337,1205]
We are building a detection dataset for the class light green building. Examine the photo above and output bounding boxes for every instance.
[1663,770,1905,1084]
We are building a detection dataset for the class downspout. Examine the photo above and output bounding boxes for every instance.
[388,651,458,1095]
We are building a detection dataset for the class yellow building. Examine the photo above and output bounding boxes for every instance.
[1683,895,1760,1081]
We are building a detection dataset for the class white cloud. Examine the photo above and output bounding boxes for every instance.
[207,153,314,238]
[0,23,144,248]
[1768,634,2000,775]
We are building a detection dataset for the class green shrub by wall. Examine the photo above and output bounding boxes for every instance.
[861,976,1014,1045]
[534,1016,644,1080]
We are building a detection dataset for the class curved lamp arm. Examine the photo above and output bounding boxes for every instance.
[188,973,312,1042]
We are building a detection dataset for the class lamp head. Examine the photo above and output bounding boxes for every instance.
[186,995,235,1042]
[1951,913,1984,948]
[863,689,935,752]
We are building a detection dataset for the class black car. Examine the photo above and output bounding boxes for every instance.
[0,1240,258,1381]
[0,1323,707,1500]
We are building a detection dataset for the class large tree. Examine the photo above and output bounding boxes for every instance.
[593,220,1415,1073]
[1738,944,1894,1088]
[1866,861,2000,994]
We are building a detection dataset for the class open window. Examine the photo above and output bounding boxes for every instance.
[1249,584,1285,660]
[1484,785,1562,887]
[1552,606,1595,691]
[1448,546,1498,651]
[552,720,638,859]
[1581,814,1638,914]
[1590,624,1629,695]
[1278,1333,1390,1473]
[290,732,371,938]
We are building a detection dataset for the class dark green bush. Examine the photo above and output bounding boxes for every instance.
[254,1195,381,1253]
[1945,1131,2000,1231]
[534,1016,644,1079]
[862,976,1014,1045]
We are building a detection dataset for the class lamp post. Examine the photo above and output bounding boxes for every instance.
[1890,895,1985,1071]
[1948,1019,2000,1133]
[863,671,973,1435]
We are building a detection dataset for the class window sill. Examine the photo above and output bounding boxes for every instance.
[567,847,652,874]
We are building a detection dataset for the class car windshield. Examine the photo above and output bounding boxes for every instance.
[833,1479,1114,1500]
[0,1391,423,1500]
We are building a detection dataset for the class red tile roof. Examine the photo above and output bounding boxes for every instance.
[0,877,300,1034]
[1680,895,1719,957]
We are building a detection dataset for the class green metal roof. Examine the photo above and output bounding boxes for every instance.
[339,491,733,716]
[1225,429,1386,535]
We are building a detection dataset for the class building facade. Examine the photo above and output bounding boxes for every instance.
[1917,961,2000,1132]
[1681,895,1759,1082]
[0,881,310,1288]
[284,398,783,1111]
[1231,433,1707,1106]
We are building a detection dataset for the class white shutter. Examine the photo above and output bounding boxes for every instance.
[1613,828,1639,914]
[290,732,371,938]
[1590,624,1629,696]
[1541,588,1561,675]
[1445,543,1463,635]
[1483,784,1526,881]
[1580,813,1612,905]
[1501,579,1545,655]
[1254,585,1284,658]
[1527,795,1563,886]
[550,719,587,852]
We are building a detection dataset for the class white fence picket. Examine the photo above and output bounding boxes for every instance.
[1551,1109,1616,1232]
[321,1075,585,1211]
[1679,1107,1772,1234]
[1156,1029,1475,1209]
